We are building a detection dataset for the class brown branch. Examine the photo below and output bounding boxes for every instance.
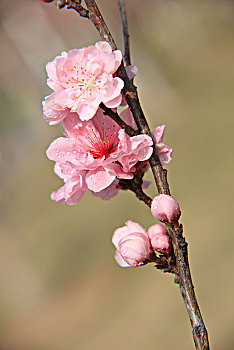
[118,178,152,207]
[118,0,131,66]
[82,2,210,349]
[99,103,138,137]
[167,225,210,349]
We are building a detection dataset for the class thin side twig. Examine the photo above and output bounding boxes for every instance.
[99,103,138,136]
[118,178,152,207]
[117,161,153,208]
[118,0,131,66]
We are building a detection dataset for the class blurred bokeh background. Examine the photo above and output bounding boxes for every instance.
[0,0,233,349]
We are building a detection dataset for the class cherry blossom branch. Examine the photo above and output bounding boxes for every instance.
[118,0,131,66]
[99,103,138,136]
[46,1,210,349]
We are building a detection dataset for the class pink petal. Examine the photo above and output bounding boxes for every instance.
[91,182,119,200]
[46,137,78,164]
[102,77,124,105]
[125,221,148,237]
[75,95,101,121]
[114,251,131,267]
[119,108,137,130]
[105,163,133,179]
[112,226,131,248]
[152,125,165,144]
[51,178,85,205]
[156,143,172,165]
[85,168,116,192]
[125,65,138,80]
[104,94,123,108]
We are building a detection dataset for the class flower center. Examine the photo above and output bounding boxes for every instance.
[87,128,117,159]
[65,66,98,93]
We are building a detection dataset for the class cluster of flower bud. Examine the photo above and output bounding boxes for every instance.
[112,194,181,268]
[112,220,170,267]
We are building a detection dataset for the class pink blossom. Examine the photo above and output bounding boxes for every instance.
[151,194,181,224]
[112,220,156,267]
[46,108,153,205]
[44,41,124,121]
[147,223,170,251]
[152,125,172,164]
[120,108,172,165]
[42,93,79,126]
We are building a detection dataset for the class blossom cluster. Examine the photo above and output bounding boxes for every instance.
[112,195,181,268]
[43,41,172,205]
[42,41,179,268]
[112,220,170,267]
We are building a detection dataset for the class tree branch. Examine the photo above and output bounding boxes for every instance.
[99,103,138,137]
[82,2,210,349]
[118,0,131,66]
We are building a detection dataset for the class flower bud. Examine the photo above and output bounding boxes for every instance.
[117,233,155,267]
[147,224,170,251]
[112,220,156,267]
[151,194,181,224]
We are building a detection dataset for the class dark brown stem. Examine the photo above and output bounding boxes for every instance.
[82,2,210,349]
[99,103,138,136]
[167,225,210,349]
[118,0,131,66]
[118,178,152,207]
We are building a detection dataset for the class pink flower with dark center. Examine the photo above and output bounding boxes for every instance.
[44,41,124,121]
[112,220,156,267]
[46,108,153,204]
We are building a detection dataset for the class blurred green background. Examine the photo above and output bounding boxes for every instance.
[0,0,233,349]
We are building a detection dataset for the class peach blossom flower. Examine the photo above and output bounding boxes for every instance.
[46,108,153,204]
[44,41,124,121]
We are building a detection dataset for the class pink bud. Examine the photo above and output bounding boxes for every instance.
[112,221,156,267]
[117,233,155,267]
[147,224,170,250]
[151,194,181,224]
